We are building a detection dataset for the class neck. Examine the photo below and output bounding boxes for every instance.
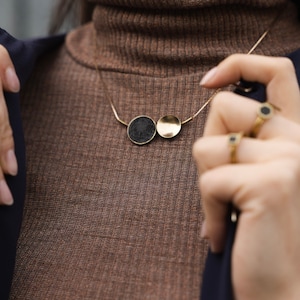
[67,1,300,77]
[88,0,287,9]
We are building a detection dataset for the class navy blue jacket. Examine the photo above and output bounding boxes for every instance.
[0,29,64,300]
[0,28,299,299]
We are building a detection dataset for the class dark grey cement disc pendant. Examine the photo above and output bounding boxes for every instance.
[127,115,157,145]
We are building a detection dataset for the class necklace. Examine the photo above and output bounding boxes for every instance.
[94,5,285,145]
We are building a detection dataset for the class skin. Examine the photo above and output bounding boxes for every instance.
[0,45,19,205]
[0,45,299,297]
[193,54,300,299]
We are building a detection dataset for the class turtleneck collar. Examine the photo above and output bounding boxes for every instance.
[66,1,300,77]
[87,0,287,9]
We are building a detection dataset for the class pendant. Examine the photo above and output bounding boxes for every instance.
[157,115,181,139]
[127,116,157,145]
[127,115,182,145]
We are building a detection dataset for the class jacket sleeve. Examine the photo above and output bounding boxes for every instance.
[0,28,64,300]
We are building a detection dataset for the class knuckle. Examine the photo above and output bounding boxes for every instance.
[0,125,14,151]
[192,138,207,159]
[210,91,231,110]
[0,108,8,123]
[276,57,295,73]
[262,161,299,209]
[0,44,10,60]
[192,139,208,173]
[3,127,14,145]
[199,171,216,198]
[224,53,244,64]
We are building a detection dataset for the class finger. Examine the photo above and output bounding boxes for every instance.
[203,92,300,141]
[0,45,20,92]
[200,54,300,122]
[199,164,239,253]
[0,169,14,205]
[199,160,291,253]
[0,46,19,175]
[0,81,18,176]
[193,135,300,173]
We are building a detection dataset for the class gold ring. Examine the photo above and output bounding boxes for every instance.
[249,102,278,138]
[228,132,243,164]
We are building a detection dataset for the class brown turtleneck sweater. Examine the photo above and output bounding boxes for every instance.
[9,1,300,299]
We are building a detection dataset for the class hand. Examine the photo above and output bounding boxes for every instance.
[193,54,300,299]
[0,45,20,206]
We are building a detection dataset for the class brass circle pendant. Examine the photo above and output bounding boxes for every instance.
[127,115,157,145]
[157,115,182,139]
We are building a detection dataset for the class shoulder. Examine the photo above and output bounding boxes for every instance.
[0,28,65,86]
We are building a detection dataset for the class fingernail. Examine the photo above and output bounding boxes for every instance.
[200,67,218,86]
[6,149,18,176]
[0,180,13,205]
[5,67,20,93]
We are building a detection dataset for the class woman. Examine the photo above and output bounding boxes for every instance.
[0,0,300,299]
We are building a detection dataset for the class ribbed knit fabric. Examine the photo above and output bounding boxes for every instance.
[9,1,300,299]
[70,0,300,76]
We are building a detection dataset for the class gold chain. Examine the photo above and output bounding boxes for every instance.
[93,3,286,145]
